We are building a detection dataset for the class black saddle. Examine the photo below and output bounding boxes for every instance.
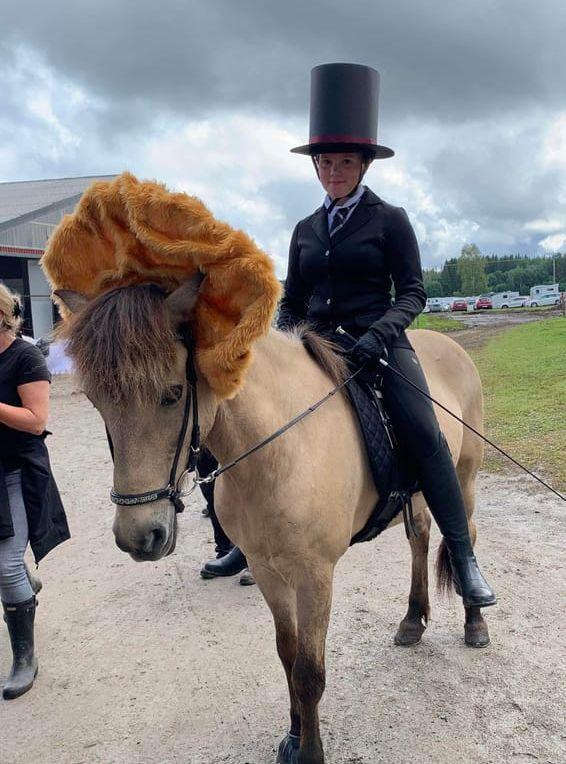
[346,376,419,545]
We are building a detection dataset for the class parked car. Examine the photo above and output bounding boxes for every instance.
[527,293,561,307]
[500,296,528,308]
[475,296,493,309]
[451,299,468,312]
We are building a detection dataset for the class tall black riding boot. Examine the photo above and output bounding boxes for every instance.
[417,437,496,608]
[2,596,39,700]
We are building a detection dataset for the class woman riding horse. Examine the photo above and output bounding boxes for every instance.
[46,66,495,764]
[274,63,496,609]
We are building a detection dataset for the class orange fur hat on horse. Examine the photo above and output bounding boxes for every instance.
[41,172,281,398]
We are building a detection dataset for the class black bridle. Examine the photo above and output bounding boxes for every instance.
[109,324,201,513]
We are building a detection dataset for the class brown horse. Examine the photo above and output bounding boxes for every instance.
[56,278,490,764]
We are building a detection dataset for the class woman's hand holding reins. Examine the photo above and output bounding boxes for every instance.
[348,327,386,370]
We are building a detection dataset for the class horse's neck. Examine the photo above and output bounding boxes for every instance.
[205,330,327,465]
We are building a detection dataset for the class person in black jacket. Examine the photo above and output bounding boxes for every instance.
[276,63,495,609]
[0,284,70,699]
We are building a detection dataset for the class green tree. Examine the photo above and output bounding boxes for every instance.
[440,257,461,295]
[423,269,443,297]
[458,243,488,295]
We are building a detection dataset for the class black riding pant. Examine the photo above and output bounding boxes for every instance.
[379,342,443,462]
[380,339,472,550]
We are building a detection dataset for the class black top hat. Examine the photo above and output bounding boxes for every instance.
[291,63,394,159]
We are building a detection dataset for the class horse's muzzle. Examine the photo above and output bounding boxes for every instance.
[114,521,176,562]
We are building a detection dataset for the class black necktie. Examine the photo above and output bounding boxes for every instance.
[329,206,349,236]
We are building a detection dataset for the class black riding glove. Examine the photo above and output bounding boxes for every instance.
[349,327,386,369]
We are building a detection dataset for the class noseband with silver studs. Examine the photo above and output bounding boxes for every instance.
[109,324,201,514]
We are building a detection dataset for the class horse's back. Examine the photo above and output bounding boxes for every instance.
[406,329,484,459]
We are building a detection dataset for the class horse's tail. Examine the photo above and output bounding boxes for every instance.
[435,539,454,596]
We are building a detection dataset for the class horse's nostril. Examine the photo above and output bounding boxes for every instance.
[143,526,166,555]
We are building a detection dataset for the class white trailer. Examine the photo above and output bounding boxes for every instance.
[530,284,559,299]
[491,291,520,309]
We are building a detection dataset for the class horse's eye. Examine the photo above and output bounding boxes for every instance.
[160,385,183,407]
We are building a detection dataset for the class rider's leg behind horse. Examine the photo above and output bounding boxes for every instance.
[198,449,249,580]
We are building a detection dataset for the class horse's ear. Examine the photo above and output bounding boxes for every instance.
[53,289,90,315]
[166,272,205,327]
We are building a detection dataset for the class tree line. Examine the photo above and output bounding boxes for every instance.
[423,245,566,297]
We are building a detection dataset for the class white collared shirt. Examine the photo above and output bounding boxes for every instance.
[324,184,366,235]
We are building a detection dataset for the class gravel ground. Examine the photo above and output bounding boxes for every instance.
[2,375,565,764]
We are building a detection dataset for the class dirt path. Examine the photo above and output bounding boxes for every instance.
[2,376,565,764]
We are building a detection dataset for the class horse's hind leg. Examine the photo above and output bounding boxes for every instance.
[458,467,491,648]
[395,508,432,646]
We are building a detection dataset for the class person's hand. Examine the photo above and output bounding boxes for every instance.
[348,328,386,368]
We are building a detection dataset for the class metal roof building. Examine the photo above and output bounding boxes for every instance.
[0,175,116,337]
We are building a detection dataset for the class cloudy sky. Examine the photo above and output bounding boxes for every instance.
[1,0,565,275]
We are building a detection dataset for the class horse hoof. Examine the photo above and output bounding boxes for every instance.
[465,623,490,648]
[276,732,300,763]
[239,568,256,586]
[394,620,425,646]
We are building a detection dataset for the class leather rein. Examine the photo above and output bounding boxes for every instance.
[109,324,201,514]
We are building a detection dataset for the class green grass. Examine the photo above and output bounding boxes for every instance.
[410,313,461,332]
[468,318,566,491]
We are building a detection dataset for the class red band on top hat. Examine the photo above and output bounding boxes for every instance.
[309,135,376,145]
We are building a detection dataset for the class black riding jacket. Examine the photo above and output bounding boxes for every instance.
[277,188,427,344]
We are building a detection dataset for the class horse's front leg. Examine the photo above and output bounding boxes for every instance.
[395,508,432,646]
[251,565,300,751]
[288,565,333,764]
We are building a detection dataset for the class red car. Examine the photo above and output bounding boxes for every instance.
[475,297,493,309]
[451,299,468,311]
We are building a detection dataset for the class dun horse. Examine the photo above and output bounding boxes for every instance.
[57,277,490,764]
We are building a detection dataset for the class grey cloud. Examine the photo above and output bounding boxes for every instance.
[428,120,562,230]
[1,0,564,130]
[2,1,565,265]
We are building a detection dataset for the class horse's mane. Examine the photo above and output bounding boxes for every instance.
[61,284,177,404]
[293,326,350,387]
[62,284,349,404]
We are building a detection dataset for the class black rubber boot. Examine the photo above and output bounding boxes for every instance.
[200,545,247,579]
[2,597,39,700]
[418,437,496,608]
